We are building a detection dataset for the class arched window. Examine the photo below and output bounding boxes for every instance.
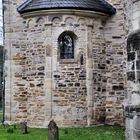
[58,31,76,59]
[127,30,140,82]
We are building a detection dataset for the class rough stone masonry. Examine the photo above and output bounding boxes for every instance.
[3,1,140,136]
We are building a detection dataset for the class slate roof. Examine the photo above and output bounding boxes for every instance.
[17,0,116,15]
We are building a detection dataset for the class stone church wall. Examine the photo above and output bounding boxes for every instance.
[3,0,128,127]
[124,0,140,140]
[104,0,127,125]
[4,0,29,124]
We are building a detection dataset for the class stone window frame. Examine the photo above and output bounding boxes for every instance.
[57,31,78,64]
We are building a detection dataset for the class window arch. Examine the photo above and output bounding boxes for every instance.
[58,31,77,59]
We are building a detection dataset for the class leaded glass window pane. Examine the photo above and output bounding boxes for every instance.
[59,34,74,59]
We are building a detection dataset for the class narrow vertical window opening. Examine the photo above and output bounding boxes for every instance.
[58,31,76,60]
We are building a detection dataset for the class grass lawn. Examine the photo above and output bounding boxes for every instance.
[0,125,125,140]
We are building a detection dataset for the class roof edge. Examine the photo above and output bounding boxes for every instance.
[17,0,116,16]
[18,7,116,16]
[19,9,110,19]
[17,0,32,12]
[99,0,116,14]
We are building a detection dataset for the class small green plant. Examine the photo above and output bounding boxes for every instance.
[13,124,17,129]
[7,127,14,133]
[64,128,68,134]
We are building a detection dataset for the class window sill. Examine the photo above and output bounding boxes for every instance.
[58,58,77,64]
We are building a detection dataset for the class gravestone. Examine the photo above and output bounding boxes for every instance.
[20,122,28,134]
[48,120,59,140]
